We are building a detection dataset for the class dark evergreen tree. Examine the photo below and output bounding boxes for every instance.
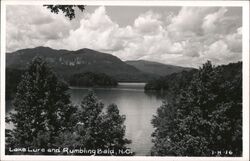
[6,57,77,154]
[151,61,242,156]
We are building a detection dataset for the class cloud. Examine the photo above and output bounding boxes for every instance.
[134,11,162,35]
[167,7,217,39]
[225,27,242,53]
[199,26,242,66]
[46,6,182,59]
[6,6,242,68]
[45,6,123,51]
[202,8,228,34]
[6,5,76,52]
[202,39,241,65]
[164,7,241,67]
[181,40,202,57]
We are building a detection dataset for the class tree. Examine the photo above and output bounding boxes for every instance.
[5,68,25,100]
[44,5,85,20]
[151,61,242,156]
[151,101,178,156]
[69,72,118,87]
[100,104,131,152]
[76,90,104,149]
[71,91,131,155]
[6,57,77,154]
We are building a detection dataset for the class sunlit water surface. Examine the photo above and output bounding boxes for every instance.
[6,83,163,156]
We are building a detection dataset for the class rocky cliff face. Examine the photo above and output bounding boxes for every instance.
[6,47,156,82]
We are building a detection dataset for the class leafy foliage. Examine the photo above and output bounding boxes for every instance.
[145,69,197,94]
[64,91,131,155]
[6,68,25,99]
[76,90,105,149]
[151,61,242,156]
[100,104,131,151]
[69,72,118,87]
[6,57,77,154]
[44,5,85,20]
[5,58,131,155]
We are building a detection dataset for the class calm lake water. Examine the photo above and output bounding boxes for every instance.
[6,83,164,156]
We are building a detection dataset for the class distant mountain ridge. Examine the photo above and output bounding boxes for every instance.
[6,46,192,82]
[125,60,194,76]
[6,47,154,82]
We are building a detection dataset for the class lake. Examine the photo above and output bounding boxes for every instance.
[6,83,164,156]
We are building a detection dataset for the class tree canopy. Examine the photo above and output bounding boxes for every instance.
[69,72,118,87]
[65,91,131,155]
[44,5,85,20]
[151,61,242,156]
[6,57,77,154]
[5,58,131,155]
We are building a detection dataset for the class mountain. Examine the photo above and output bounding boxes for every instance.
[6,47,155,82]
[126,60,193,76]
[144,61,242,93]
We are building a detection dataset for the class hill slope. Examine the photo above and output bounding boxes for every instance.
[144,61,242,93]
[6,47,155,82]
[126,60,193,76]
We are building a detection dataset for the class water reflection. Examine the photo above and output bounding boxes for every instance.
[6,83,165,156]
[69,83,164,156]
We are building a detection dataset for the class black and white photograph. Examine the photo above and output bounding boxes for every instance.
[0,0,249,160]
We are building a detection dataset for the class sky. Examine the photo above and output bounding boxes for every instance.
[6,5,242,67]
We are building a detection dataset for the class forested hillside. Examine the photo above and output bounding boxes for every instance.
[151,61,242,156]
[145,62,241,94]
[69,72,118,87]
[144,69,197,94]
[6,46,155,82]
[126,60,193,76]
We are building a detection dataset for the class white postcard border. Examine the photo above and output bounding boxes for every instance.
[0,1,249,161]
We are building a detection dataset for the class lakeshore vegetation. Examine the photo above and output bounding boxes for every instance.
[150,61,242,156]
[5,56,242,156]
[5,57,131,155]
